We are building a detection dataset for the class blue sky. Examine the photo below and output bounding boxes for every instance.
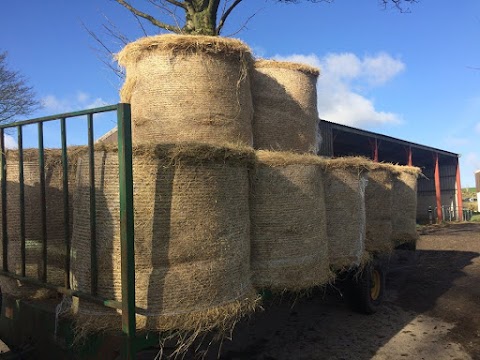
[1,0,480,186]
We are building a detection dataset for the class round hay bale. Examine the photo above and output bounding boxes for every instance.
[250,151,330,292]
[116,34,254,146]
[391,166,421,245]
[252,59,320,153]
[323,157,371,270]
[0,148,85,297]
[365,166,394,254]
[70,143,258,334]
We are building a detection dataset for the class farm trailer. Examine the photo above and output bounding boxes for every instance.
[0,103,395,359]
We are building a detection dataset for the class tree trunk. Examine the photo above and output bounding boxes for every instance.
[183,0,220,35]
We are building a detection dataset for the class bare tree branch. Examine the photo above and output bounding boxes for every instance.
[217,0,244,34]
[146,0,185,30]
[81,21,125,78]
[225,9,259,37]
[114,0,182,33]
[0,52,40,123]
[164,0,188,10]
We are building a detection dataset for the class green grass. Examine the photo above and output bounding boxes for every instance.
[471,214,480,222]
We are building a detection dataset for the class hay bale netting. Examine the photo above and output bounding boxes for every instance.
[117,34,254,146]
[250,151,330,291]
[70,143,258,334]
[391,166,422,246]
[0,148,84,297]
[323,157,371,270]
[252,60,320,153]
[365,165,395,254]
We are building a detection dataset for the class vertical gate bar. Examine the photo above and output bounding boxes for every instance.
[60,118,71,289]
[117,103,136,360]
[0,129,8,272]
[17,126,26,277]
[38,122,48,283]
[87,113,98,296]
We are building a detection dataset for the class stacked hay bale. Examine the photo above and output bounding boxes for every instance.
[391,166,422,246]
[70,143,257,333]
[251,60,320,153]
[117,34,254,146]
[0,148,83,297]
[250,151,330,291]
[364,164,395,254]
[323,157,371,270]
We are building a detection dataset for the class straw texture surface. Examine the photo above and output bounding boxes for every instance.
[365,167,394,254]
[391,166,421,245]
[0,148,84,297]
[323,158,370,270]
[117,35,254,147]
[250,151,330,291]
[252,60,320,153]
[70,143,257,333]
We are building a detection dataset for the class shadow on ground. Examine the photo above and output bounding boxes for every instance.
[182,238,479,359]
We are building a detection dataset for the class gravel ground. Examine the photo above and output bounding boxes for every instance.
[192,222,480,360]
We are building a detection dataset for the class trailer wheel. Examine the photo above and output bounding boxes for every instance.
[346,260,386,315]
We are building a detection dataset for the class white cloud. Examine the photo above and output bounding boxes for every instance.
[273,52,405,127]
[76,91,89,103]
[41,92,110,115]
[3,134,17,149]
[475,122,480,134]
[362,53,406,85]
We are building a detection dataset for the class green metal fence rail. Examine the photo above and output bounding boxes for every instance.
[0,103,138,359]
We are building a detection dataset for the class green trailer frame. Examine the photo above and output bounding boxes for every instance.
[0,104,143,359]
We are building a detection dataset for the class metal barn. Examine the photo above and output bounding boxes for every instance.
[318,120,463,223]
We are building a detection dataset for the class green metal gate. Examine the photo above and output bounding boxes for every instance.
[0,103,139,359]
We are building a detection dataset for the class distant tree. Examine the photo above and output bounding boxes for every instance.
[112,0,419,36]
[0,52,39,123]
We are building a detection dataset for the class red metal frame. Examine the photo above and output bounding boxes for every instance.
[370,138,379,162]
[434,153,443,222]
[407,146,413,166]
[456,158,464,221]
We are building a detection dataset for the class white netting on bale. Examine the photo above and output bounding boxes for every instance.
[391,166,421,245]
[70,143,258,335]
[250,151,331,292]
[0,148,84,298]
[252,60,320,153]
[117,34,254,146]
[365,166,394,254]
[323,157,371,270]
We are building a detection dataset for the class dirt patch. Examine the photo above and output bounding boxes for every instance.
[175,222,479,359]
[396,222,480,359]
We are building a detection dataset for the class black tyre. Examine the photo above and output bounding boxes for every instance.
[395,241,417,251]
[346,260,386,314]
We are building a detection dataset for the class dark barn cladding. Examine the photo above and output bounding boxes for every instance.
[318,120,462,224]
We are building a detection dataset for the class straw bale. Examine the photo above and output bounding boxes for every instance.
[0,148,85,298]
[255,59,320,76]
[323,157,370,270]
[252,59,320,153]
[391,166,421,245]
[250,150,331,291]
[365,166,394,254]
[70,143,257,333]
[117,34,254,146]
